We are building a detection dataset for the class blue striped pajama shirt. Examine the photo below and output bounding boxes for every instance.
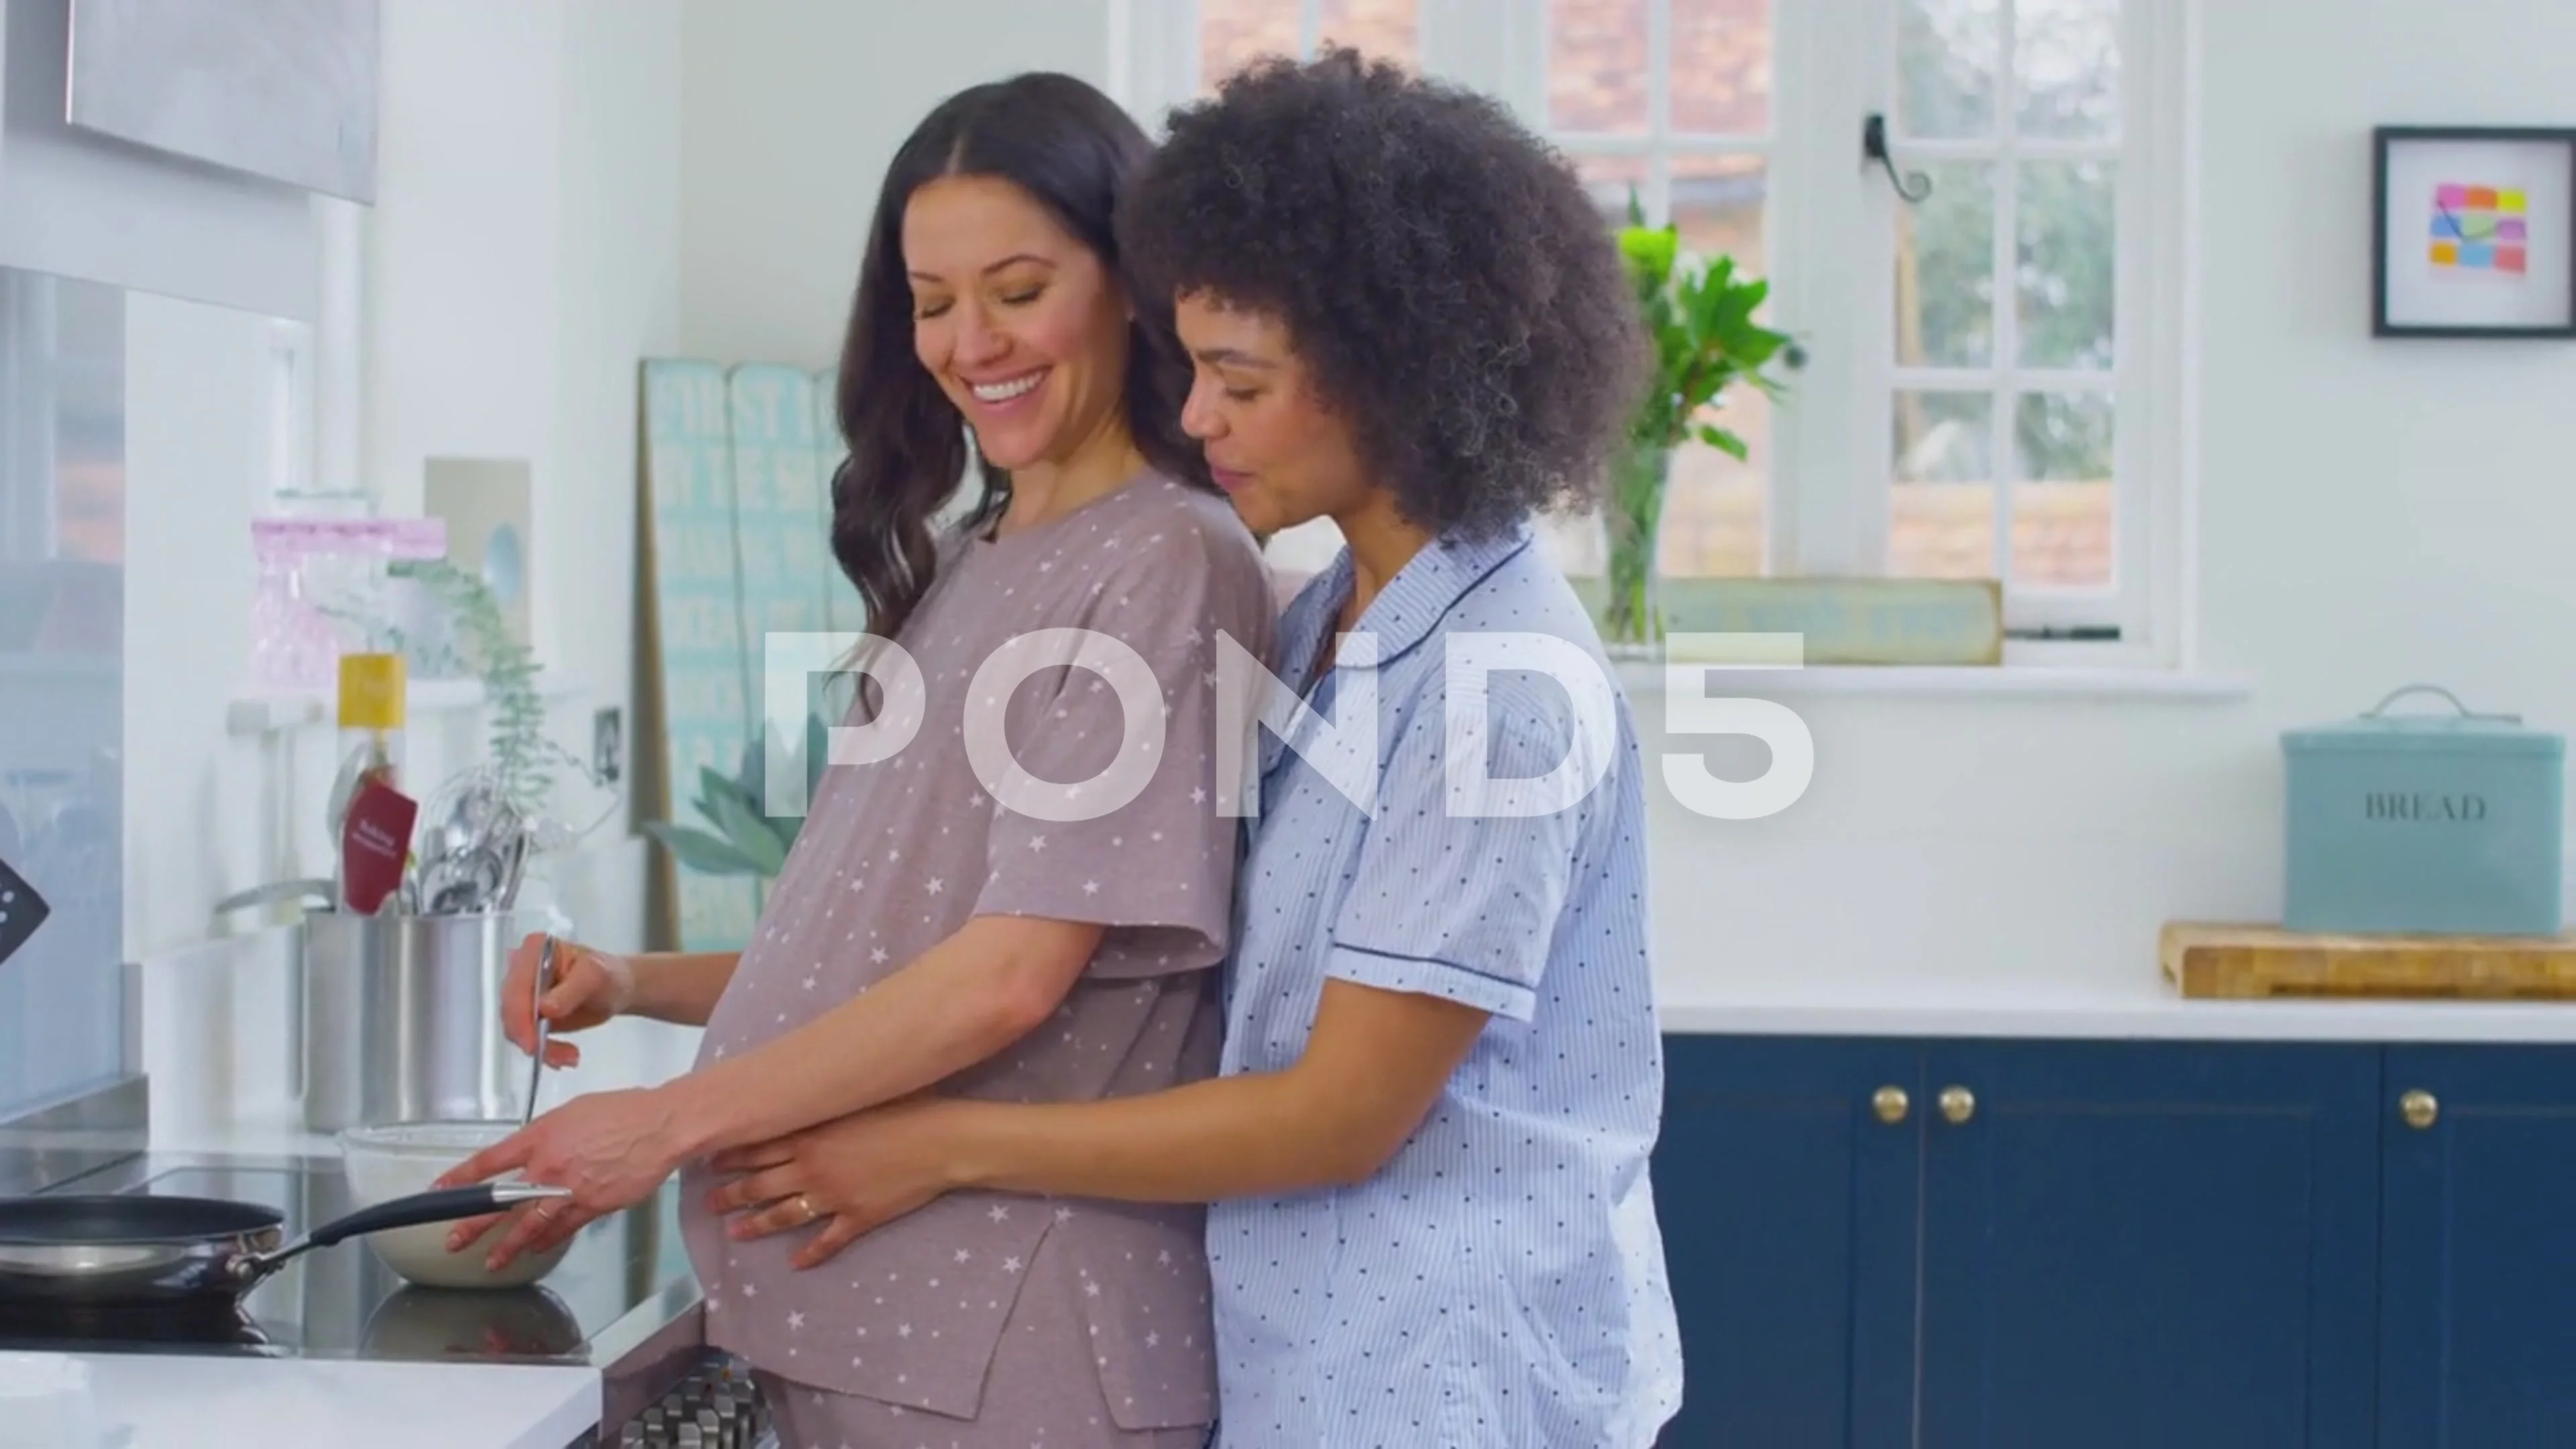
[1208,519,1682,1448]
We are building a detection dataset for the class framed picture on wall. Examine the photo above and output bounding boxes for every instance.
[2374,126,2576,338]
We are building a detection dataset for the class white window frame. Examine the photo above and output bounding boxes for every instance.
[1115,0,2196,669]
[1839,0,2192,667]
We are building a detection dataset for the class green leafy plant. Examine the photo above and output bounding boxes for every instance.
[327,556,607,842]
[644,710,830,880]
[1603,191,1800,645]
[386,557,570,814]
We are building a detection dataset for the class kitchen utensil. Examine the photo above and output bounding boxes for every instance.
[411,771,528,916]
[524,936,555,1127]
[299,908,527,1132]
[324,739,396,850]
[0,856,48,971]
[339,1122,576,1290]
[340,776,418,914]
[421,771,484,862]
[0,1182,566,1312]
[422,848,506,916]
[211,877,335,917]
[497,822,531,910]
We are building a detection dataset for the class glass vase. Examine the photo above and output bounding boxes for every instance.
[1601,441,1670,647]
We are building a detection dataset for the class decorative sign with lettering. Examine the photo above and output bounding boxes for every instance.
[640,359,761,952]
[2365,792,2491,822]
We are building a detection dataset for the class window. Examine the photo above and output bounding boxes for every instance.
[1130,0,2188,663]
[1871,0,2181,653]
[1544,0,1776,581]
[1197,0,1419,87]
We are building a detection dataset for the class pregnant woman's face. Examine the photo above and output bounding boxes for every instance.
[902,174,1134,473]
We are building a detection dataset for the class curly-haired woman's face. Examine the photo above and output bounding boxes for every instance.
[1173,293,1373,537]
[903,175,1133,474]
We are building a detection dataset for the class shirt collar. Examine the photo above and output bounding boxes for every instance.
[1258,517,1535,786]
[1273,515,1536,693]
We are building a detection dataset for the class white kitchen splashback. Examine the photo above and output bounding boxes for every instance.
[0,264,129,1120]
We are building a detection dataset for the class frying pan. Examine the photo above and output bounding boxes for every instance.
[0,1182,566,1310]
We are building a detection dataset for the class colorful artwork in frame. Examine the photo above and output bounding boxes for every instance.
[2375,126,2576,337]
[2428,184,2528,274]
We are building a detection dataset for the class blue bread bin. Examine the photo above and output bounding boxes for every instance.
[2282,686,2565,936]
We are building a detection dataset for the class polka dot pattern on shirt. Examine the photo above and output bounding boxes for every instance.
[1208,521,1681,1448]
[676,478,1278,1432]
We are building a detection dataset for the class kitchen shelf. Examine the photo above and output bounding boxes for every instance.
[226,673,588,736]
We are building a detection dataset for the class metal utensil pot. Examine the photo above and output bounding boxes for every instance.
[299,908,525,1132]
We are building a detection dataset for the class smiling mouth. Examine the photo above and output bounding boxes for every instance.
[967,370,1045,404]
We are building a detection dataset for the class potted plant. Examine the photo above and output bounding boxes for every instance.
[1603,196,1799,646]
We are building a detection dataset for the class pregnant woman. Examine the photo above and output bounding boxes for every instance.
[704,50,1683,1449]
[439,71,1274,1448]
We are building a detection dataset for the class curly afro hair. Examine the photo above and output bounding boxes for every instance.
[1119,48,1650,541]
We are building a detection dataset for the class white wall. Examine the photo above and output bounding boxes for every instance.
[362,0,680,814]
[1644,0,2576,1006]
[676,0,1113,368]
[117,0,690,1126]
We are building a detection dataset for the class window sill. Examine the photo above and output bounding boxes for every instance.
[1613,658,2252,700]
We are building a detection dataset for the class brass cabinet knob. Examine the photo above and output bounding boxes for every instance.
[1939,1085,1976,1124]
[1872,1085,1910,1124]
[2400,1089,2438,1130]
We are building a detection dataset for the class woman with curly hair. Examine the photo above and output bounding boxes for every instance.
[707,50,1683,1447]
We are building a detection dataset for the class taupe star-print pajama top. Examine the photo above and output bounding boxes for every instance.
[677,476,1276,1447]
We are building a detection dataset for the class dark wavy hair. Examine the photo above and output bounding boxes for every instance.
[828,72,1209,649]
[1118,49,1648,539]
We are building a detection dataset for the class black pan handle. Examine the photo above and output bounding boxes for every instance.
[238,1183,576,1285]
[309,1183,573,1249]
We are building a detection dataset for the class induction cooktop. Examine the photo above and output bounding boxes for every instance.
[5,1150,698,1369]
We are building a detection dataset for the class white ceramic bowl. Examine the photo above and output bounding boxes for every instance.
[337,1121,573,1290]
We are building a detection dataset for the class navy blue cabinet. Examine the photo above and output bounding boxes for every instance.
[2377,1044,2576,1449]
[1653,1037,1919,1447]
[1654,1035,2418,1448]
[1915,1041,2380,1449]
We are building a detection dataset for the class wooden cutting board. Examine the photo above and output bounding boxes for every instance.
[2162,921,2576,1000]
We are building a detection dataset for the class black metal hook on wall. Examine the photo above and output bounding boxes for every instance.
[1863,113,1933,203]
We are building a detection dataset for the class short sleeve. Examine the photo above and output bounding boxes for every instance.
[973,519,1272,979]
[1324,704,1583,1023]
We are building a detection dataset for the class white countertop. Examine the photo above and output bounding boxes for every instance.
[1656,971,2576,1041]
[68,1353,597,1449]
